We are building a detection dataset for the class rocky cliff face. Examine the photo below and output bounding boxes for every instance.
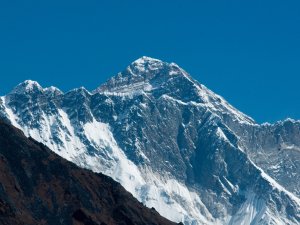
[0,119,177,225]
[239,119,300,197]
[0,56,300,224]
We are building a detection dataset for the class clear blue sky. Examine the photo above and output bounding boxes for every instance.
[0,0,299,123]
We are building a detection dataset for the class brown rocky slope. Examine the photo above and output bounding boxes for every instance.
[0,120,179,225]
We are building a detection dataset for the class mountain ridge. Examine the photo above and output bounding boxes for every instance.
[11,56,300,124]
[1,56,300,224]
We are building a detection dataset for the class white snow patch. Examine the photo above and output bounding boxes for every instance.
[228,192,267,225]
[1,96,21,129]
[22,80,42,91]
[82,119,146,196]
[136,171,215,225]
[216,127,228,142]
[133,56,162,65]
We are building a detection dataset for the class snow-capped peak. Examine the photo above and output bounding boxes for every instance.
[23,80,41,88]
[44,86,62,93]
[93,57,186,94]
[66,86,91,95]
[43,86,64,97]
[133,56,163,65]
[128,56,165,74]
[274,117,300,126]
[10,80,43,94]
[9,80,65,96]
[20,80,41,89]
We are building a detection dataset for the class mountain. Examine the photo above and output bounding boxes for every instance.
[0,56,300,224]
[0,119,178,225]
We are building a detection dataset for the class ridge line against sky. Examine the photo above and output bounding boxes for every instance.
[0,0,299,123]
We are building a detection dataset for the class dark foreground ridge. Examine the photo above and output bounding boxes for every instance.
[0,120,178,225]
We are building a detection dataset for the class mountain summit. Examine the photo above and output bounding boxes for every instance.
[1,57,300,224]
[9,80,63,96]
[93,56,191,94]
[95,56,254,125]
[10,80,43,94]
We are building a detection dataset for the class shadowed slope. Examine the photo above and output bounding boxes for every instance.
[0,120,178,225]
